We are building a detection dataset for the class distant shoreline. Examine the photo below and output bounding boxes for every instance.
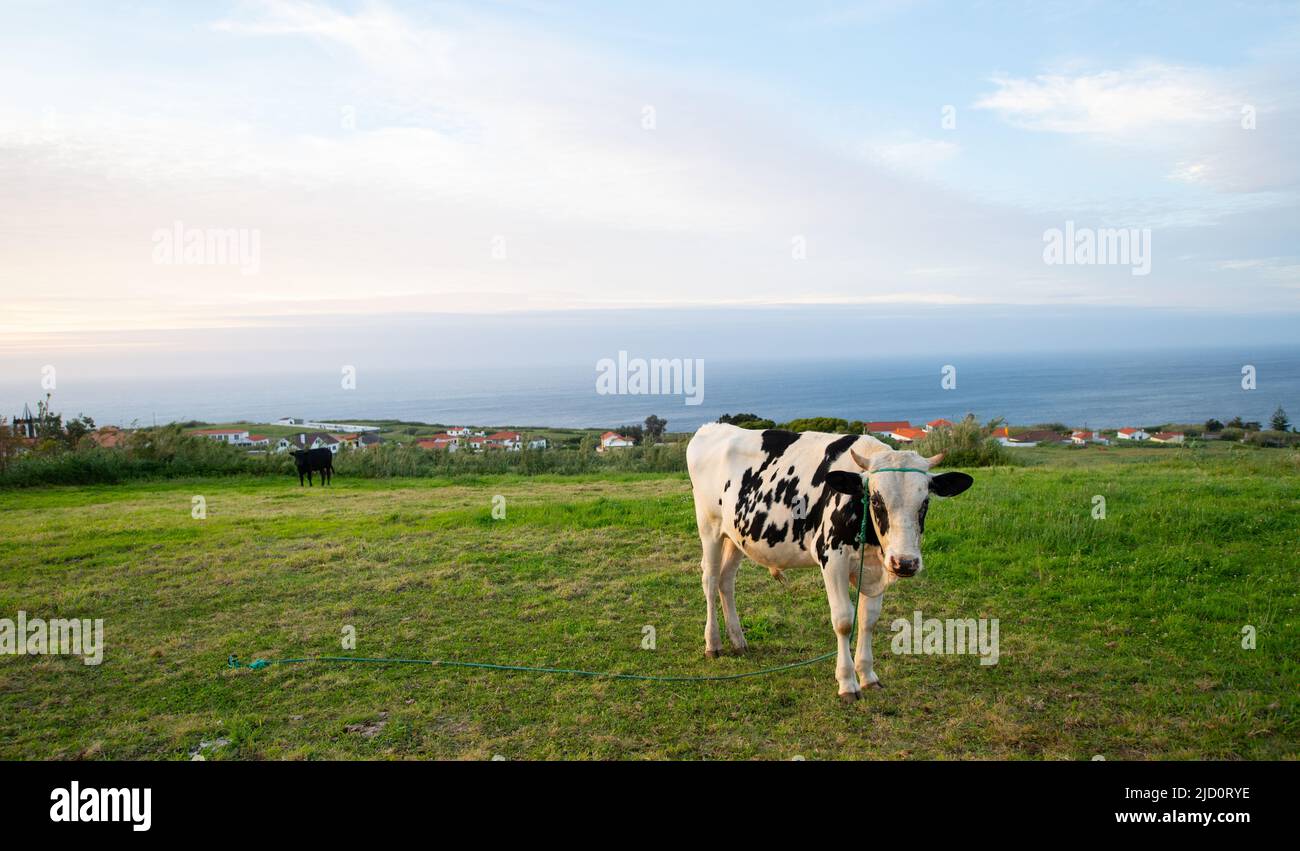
[4,347,1297,434]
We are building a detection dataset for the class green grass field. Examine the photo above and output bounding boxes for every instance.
[1,445,1296,760]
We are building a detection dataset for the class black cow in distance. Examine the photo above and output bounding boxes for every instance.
[291,448,334,486]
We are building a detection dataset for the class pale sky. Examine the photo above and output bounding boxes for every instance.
[2,0,1299,368]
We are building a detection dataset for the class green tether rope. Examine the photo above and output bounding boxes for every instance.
[229,468,930,683]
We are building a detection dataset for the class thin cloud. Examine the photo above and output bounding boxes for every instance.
[973,63,1244,135]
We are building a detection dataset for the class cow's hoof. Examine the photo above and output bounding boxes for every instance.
[729,642,748,656]
[705,649,722,659]
[839,690,861,704]
[864,680,884,690]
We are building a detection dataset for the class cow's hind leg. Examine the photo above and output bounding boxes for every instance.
[718,538,747,653]
[697,519,725,659]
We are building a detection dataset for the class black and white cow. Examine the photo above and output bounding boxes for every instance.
[686,423,973,702]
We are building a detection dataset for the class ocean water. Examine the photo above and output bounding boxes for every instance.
[4,346,1297,432]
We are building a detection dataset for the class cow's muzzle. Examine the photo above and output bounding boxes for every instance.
[888,555,921,577]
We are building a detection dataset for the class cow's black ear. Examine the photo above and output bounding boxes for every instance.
[929,472,973,497]
[825,471,864,498]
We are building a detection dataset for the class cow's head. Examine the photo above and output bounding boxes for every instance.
[826,449,972,578]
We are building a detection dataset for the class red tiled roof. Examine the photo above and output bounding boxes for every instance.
[487,431,521,440]
[892,427,927,440]
[89,427,126,448]
[1012,430,1065,443]
[1118,427,1139,435]
[927,418,954,428]
[866,421,910,432]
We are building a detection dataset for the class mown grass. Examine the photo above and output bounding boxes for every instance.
[0,451,1296,760]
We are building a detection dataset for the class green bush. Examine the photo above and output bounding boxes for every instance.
[0,429,688,488]
[780,417,850,433]
[1242,430,1300,449]
[912,415,1008,468]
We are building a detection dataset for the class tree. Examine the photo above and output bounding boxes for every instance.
[1227,416,1246,429]
[780,417,850,433]
[1271,406,1290,432]
[718,412,764,425]
[64,414,96,448]
[0,417,19,472]
[617,425,644,444]
[644,415,667,443]
[1204,418,1224,433]
[34,395,63,441]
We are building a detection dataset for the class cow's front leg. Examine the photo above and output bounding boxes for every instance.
[822,554,860,702]
[855,592,884,690]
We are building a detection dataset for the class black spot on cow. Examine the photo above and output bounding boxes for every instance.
[734,432,804,544]
[773,475,802,507]
[761,520,788,547]
[760,429,801,458]
[809,434,857,486]
[917,497,930,533]
[787,465,795,475]
[870,492,890,536]
[828,493,870,553]
[723,479,730,491]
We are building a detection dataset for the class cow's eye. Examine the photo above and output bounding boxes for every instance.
[870,492,889,533]
[918,498,930,533]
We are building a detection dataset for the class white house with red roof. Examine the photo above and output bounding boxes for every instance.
[887,426,928,443]
[418,429,526,451]
[865,420,911,435]
[485,431,523,450]
[924,418,954,432]
[194,428,249,443]
[1116,427,1150,441]
[599,431,634,451]
[194,428,269,448]
[1070,430,1109,445]
[1150,431,1185,444]
[275,432,340,453]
